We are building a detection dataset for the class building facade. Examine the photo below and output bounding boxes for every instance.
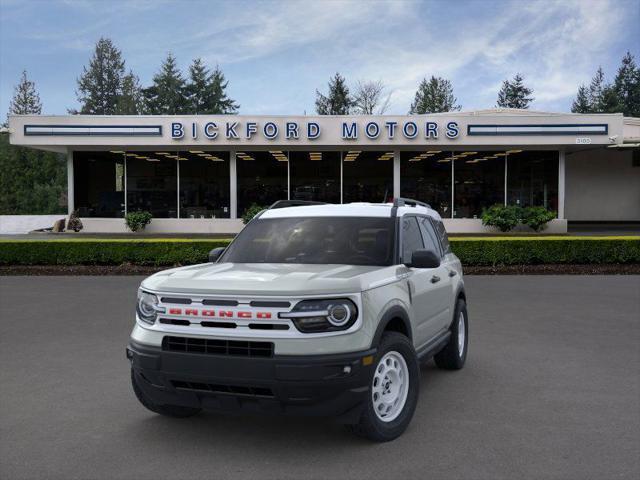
[8,109,640,233]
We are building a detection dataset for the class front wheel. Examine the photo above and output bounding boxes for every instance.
[346,332,419,442]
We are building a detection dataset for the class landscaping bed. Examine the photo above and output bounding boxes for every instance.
[1,263,639,276]
[0,237,638,272]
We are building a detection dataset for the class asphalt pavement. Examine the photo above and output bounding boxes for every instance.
[0,275,638,480]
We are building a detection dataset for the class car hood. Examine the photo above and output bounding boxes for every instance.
[141,262,400,296]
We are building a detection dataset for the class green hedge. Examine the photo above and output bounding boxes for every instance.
[0,237,638,266]
[450,237,640,266]
[0,239,233,266]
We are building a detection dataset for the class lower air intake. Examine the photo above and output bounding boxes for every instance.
[162,336,274,358]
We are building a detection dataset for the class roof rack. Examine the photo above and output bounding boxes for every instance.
[268,200,327,209]
[392,197,432,209]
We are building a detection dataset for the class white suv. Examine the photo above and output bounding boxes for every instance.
[127,198,468,441]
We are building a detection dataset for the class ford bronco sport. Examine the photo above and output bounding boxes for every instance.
[127,198,468,442]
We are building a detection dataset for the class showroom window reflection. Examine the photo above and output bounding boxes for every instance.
[179,151,230,218]
[401,151,452,217]
[74,151,125,218]
[126,152,177,218]
[236,150,288,217]
[507,150,558,212]
[453,151,505,218]
[289,151,341,203]
[343,151,394,203]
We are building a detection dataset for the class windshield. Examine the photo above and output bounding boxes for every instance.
[221,217,395,266]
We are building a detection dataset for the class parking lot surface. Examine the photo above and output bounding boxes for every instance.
[1,275,638,480]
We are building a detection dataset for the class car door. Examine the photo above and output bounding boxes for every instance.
[400,216,449,348]
[418,216,453,334]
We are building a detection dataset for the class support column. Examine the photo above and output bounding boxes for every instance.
[176,159,180,219]
[230,150,237,219]
[504,154,508,206]
[393,150,400,200]
[66,149,74,215]
[558,149,566,219]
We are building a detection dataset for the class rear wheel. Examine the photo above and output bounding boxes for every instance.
[346,332,419,442]
[131,369,201,418]
[434,298,468,370]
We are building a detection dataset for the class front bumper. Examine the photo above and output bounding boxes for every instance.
[127,340,376,422]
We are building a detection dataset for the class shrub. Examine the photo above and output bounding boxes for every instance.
[0,237,637,267]
[242,204,267,224]
[521,206,556,232]
[0,239,233,266]
[125,211,153,232]
[481,205,520,232]
[449,237,640,266]
[66,210,83,232]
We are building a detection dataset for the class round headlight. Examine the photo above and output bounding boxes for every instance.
[136,290,162,324]
[327,303,351,326]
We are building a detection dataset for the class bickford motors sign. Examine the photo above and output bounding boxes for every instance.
[171,119,461,141]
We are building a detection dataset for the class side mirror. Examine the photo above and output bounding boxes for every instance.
[407,249,440,269]
[208,247,226,263]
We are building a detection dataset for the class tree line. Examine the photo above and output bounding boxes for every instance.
[71,37,239,115]
[314,52,638,116]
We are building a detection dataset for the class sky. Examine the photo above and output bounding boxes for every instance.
[0,0,638,117]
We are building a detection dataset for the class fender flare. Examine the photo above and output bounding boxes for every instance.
[371,305,413,348]
[448,285,467,329]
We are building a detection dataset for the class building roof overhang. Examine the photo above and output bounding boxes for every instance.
[6,110,631,153]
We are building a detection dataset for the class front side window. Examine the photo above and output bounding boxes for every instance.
[433,219,452,254]
[401,217,424,264]
[418,217,441,256]
[221,217,394,266]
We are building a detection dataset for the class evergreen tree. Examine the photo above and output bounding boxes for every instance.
[116,71,144,114]
[409,76,460,114]
[75,37,126,114]
[613,51,640,117]
[185,59,239,114]
[143,53,188,114]
[571,85,591,113]
[1,73,65,214]
[8,70,42,116]
[496,73,534,109]
[587,67,607,112]
[207,65,239,114]
[186,58,209,114]
[315,73,353,115]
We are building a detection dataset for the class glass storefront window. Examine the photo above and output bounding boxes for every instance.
[73,151,125,217]
[126,152,177,218]
[289,151,340,203]
[237,150,288,217]
[400,151,452,217]
[453,151,505,218]
[343,151,394,203]
[507,150,558,212]
[178,151,230,218]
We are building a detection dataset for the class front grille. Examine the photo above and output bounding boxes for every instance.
[171,380,274,397]
[162,336,274,358]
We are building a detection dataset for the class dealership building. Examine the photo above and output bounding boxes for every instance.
[7,109,640,233]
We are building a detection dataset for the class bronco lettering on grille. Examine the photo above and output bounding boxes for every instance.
[167,308,272,319]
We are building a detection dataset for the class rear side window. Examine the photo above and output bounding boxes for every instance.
[418,217,442,257]
[401,217,424,263]
[433,219,452,254]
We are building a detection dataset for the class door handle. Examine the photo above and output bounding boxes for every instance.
[430,275,441,284]
[448,270,457,277]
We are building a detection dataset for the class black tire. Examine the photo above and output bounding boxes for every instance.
[131,369,201,418]
[434,298,468,370]
[346,332,419,442]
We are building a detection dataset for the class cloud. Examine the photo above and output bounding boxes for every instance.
[1,0,637,115]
